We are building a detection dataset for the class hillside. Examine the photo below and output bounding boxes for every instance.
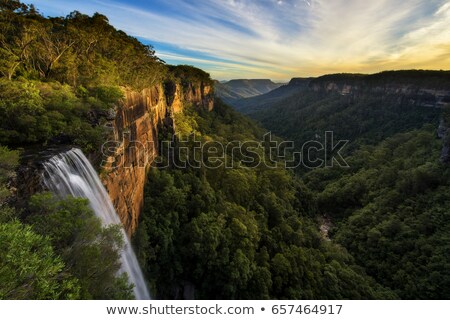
[243,70,450,299]
[235,71,450,115]
[247,71,449,150]
[134,101,395,299]
[215,79,283,104]
[233,77,313,113]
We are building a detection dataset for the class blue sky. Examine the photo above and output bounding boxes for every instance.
[30,0,450,81]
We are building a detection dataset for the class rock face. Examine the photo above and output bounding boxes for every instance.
[309,71,450,108]
[101,81,213,235]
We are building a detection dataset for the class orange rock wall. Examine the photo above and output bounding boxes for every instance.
[101,82,213,235]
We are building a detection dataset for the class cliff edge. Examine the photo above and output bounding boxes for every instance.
[101,80,213,235]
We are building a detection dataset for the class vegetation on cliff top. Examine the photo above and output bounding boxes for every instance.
[0,0,211,151]
[310,70,450,89]
[0,0,165,87]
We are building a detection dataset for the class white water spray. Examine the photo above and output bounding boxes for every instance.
[42,148,150,300]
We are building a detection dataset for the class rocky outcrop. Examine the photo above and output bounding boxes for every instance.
[101,81,213,235]
[309,71,450,108]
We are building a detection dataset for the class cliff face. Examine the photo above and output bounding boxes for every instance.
[101,81,213,235]
[309,72,450,108]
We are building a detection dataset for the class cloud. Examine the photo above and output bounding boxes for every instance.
[32,0,450,80]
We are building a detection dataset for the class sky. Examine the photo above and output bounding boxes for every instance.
[30,0,450,81]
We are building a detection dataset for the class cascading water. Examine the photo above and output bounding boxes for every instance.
[41,148,150,300]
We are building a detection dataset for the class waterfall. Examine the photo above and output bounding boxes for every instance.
[41,148,150,300]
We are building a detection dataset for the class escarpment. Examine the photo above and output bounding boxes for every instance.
[309,71,450,107]
[101,81,214,235]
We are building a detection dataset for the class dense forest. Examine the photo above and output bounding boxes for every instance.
[241,78,450,299]
[1,0,449,300]
[250,89,441,152]
[305,128,450,298]
[134,101,395,299]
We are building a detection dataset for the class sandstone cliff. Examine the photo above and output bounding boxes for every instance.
[309,71,450,108]
[101,81,213,235]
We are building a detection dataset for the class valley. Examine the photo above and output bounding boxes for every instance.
[1,0,449,301]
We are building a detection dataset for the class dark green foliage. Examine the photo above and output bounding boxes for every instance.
[0,145,19,221]
[0,78,112,151]
[251,91,440,156]
[308,71,450,90]
[252,75,450,298]
[0,79,47,144]
[363,70,450,89]
[0,2,166,88]
[0,2,212,153]
[305,129,450,298]
[27,193,134,299]
[135,102,394,299]
[0,221,81,299]
[0,145,81,299]
[168,65,213,86]
[1,144,133,299]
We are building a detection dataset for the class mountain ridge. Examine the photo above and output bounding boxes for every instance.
[231,70,450,114]
[214,78,284,103]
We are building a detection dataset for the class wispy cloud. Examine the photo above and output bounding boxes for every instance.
[32,0,450,80]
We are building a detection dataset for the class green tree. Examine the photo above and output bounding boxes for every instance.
[0,221,81,299]
[135,103,394,299]
[0,145,19,222]
[28,193,134,299]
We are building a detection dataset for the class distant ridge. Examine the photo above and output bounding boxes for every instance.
[215,79,284,104]
[232,77,314,113]
[229,70,450,114]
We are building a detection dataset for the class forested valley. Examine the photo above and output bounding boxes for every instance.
[1,0,449,300]
[243,74,450,299]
